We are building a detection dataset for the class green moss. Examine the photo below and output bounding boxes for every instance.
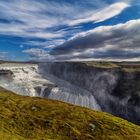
[121,68,140,72]
[0,87,140,140]
[83,61,120,69]
[81,61,140,72]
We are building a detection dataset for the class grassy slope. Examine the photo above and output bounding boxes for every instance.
[82,61,140,72]
[83,61,120,69]
[0,87,140,140]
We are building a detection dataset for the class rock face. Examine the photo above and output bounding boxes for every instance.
[39,62,140,125]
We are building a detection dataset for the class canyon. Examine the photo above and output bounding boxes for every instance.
[0,62,140,125]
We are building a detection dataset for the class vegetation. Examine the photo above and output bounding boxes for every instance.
[82,61,140,72]
[121,67,140,72]
[0,87,140,140]
[83,61,119,68]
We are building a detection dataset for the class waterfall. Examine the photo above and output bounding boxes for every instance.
[0,63,101,111]
[0,63,49,96]
[38,62,140,125]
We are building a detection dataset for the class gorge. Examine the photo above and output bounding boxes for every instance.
[0,62,140,125]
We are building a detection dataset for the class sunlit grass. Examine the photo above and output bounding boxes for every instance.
[83,61,120,68]
[0,87,140,140]
[82,61,140,72]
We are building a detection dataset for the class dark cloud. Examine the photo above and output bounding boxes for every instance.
[50,19,140,61]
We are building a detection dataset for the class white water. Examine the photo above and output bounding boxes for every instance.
[45,73,101,110]
[0,63,101,111]
[0,63,51,96]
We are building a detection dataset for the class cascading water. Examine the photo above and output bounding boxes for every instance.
[38,62,119,112]
[42,72,101,110]
[0,63,51,96]
[0,63,101,111]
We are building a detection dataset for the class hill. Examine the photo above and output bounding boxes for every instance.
[0,87,140,140]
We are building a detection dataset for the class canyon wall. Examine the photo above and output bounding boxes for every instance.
[39,62,140,125]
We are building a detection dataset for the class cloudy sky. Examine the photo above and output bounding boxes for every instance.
[0,0,140,61]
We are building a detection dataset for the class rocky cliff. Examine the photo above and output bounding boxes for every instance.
[39,62,140,125]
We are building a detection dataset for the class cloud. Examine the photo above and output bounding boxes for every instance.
[0,0,136,61]
[69,2,129,25]
[50,19,140,61]
[23,48,47,57]
[23,48,54,61]
[0,0,129,40]
[0,23,64,39]
[0,52,8,59]
[0,0,74,39]
[24,39,65,49]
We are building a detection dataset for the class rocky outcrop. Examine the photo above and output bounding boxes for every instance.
[0,70,13,76]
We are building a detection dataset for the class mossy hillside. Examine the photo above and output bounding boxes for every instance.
[82,61,140,72]
[83,61,120,69]
[121,67,140,72]
[0,87,140,140]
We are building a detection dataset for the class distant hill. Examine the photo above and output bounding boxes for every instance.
[0,87,140,140]
[0,60,38,64]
